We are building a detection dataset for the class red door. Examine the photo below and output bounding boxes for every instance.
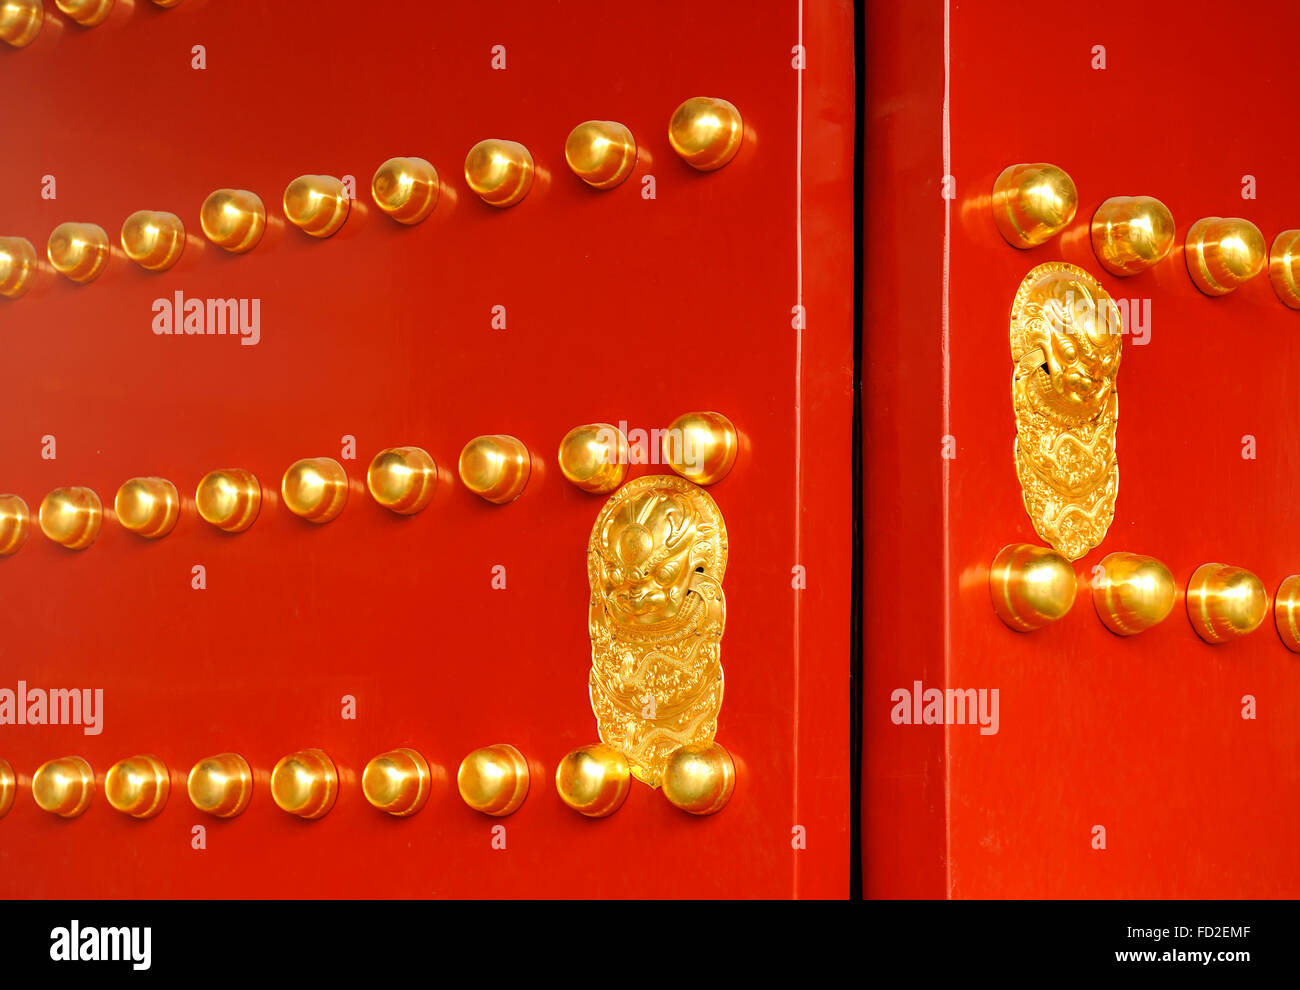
[0,0,854,898]
[865,0,1300,898]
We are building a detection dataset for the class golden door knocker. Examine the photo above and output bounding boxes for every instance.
[1011,261,1121,561]
[586,474,727,788]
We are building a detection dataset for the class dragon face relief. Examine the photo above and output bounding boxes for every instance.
[592,484,724,629]
[586,475,727,786]
[1011,262,1121,561]
[1031,271,1122,412]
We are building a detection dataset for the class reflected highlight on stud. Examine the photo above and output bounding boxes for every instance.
[367,446,437,514]
[55,0,113,27]
[1273,575,1300,653]
[663,411,737,485]
[459,435,530,504]
[558,423,627,493]
[0,759,14,818]
[195,469,261,533]
[0,0,43,47]
[464,140,534,207]
[283,175,350,238]
[1186,563,1267,643]
[992,163,1077,249]
[48,223,109,283]
[271,749,338,820]
[1090,196,1175,276]
[565,121,637,189]
[1269,230,1300,310]
[121,211,185,272]
[200,189,266,253]
[556,744,630,818]
[105,754,169,818]
[669,97,743,171]
[187,753,252,818]
[114,477,179,539]
[1092,552,1175,635]
[989,543,1076,631]
[39,486,102,550]
[1184,217,1266,296]
[0,494,29,556]
[363,748,431,816]
[0,237,37,299]
[32,756,95,817]
[457,744,529,816]
[662,743,735,815]
[281,458,348,523]
[371,157,439,224]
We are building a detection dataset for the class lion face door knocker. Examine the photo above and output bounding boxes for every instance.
[576,474,734,815]
[1011,261,1122,561]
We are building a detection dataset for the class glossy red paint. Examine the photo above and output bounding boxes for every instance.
[866,0,1300,897]
[0,0,853,897]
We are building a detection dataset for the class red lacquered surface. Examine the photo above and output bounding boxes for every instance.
[866,0,1300,897]
[0,0,854,898]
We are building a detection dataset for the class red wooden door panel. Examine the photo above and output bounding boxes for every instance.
[865,0,1300,898]
[0,0,853,898]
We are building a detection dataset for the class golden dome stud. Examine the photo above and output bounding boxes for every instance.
[668,97,743,172]
[1091,552,1176,636]
[989,543,1076,631]
[458,435,530,504]
[991,163,1077,249]
[1269,229,1300,310]
[114,477,179,539]
[32,756,95,817]
[281,457,349,524]
[187,752,252,818]
[662,742,735,815]
[1186,563,1268,644]
[47,222,110,283]
[1090,196,1176,277]
[457,744,529,816]
[271,749,338,820]
[0,759,14,818]
[283,174,350,238]
[0,236,38,299]
[557,423,628,494]
[362,748,431,816]
[464,139,534,208]
[200,189,266,254]
[565,120,637,189]
[120,210,185,272]
[38,486,102,550]
[663,411,738,485]
[555,744,631,818]
[1275,575,1300,653]
[0,494,30,556]
[55,0,113,27]
[105,754,170,819]
[366,446,438,514]
[371,157,439,224]
[1184,217,1266,296]
[0,0,43,47]
[195,468,261,533]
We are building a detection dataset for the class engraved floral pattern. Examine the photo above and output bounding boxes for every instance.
[1011,262,1121,560]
